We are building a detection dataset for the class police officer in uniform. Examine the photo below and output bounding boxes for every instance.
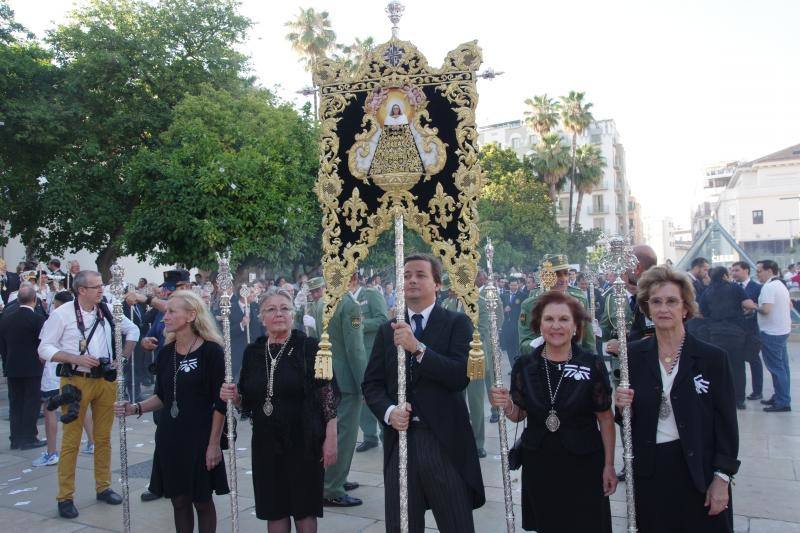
[323,272,366,507]
[518,254,597,356]
[298,277,326,339]
[355,277,390,453]
[467,271,502,457]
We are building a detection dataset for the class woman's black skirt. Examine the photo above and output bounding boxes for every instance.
[635,440,732,533]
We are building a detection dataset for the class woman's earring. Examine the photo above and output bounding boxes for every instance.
[572,330,576,337]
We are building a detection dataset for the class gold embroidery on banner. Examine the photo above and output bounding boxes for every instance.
[314,37,485,365]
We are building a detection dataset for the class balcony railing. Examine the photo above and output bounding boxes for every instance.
[589,205,609,215]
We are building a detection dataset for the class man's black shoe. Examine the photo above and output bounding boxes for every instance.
[58,500,79,519]
[20,439,47,450]
[323,494,363,507]
[761,398,776,406]
[10,441,20,450]
[141,489,161,502]
[97,489,123,505]
[747,393,763,401]
[343,481,360,491]
[477,448,487,458]
[356,440,378,453]
[489,412,500,424]
[763,405,791,413]
[736,402,746,410]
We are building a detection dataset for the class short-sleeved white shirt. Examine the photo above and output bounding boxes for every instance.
[757,278,792,335]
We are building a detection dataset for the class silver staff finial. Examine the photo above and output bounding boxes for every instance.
[110,264,126,299]
[599,234,638,276]
[216,250,233,306]
[386,1,405,39]
[484,238,495,271]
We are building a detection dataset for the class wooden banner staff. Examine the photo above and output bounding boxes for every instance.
[484,239,515,532]
[600,235,639,532]
[109,265,131,533]
[216,252,240,533]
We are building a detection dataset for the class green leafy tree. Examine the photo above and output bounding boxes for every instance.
[124,85,320,276]
[530,132,570,202]
[34,0,251,278]
[478,142,533,184]
[573,143,606,224]
[561,91,594,232]
[0,3,74,258]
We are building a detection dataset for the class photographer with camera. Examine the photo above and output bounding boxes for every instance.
[38,270,140,519]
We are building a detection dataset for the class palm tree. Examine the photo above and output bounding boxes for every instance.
[523,94,561,139]
[531,132,571,203]
[285,8,337,118]
[561,91,594,232]
[336,36,375,75]
[572,144,606,227]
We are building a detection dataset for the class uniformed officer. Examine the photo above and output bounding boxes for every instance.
[518,254,597,356]
[299,276,326,340]
[500,277,524,366]
[440,274,463,313]
[466,271,502,457]
[323,272,366,507]
[355,278,390,453]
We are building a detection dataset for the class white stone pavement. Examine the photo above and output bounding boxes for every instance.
[0,340,798,532]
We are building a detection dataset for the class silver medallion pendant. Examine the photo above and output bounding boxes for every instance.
[170,402,179,419]
[545,409,560,432]
[263,398,273,417]
[658,394,671,420]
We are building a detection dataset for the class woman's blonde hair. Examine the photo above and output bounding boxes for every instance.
[636,265,699,320]
[165,290,223,345]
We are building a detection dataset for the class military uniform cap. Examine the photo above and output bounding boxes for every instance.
[541,253,570,272]
[307,276,325,291]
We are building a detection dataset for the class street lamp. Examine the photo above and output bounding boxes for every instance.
[296,86,319,121]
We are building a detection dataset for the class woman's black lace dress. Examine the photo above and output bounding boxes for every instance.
[237,330,339,521]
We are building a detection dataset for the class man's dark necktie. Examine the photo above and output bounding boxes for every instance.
[629,294,636,312]
[412,314,424,340]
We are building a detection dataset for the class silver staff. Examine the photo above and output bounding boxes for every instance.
[600,235,639,533]
[110,264,131,533]
[484,239,515,532]
[239,284,250,344]
[216,252,240,533]
[393,211,409,532]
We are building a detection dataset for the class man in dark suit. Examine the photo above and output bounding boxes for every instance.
[0,287,47,449]
[730,261,764,400]
[362,254,485,533]
[687,256,710,301]
[500,278,523,366]
[0,257,21,309]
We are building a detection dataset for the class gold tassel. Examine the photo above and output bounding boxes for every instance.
[467,331,485,380]
[314,332,334,380]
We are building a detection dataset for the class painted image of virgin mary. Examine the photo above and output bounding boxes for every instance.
[368,104,424,176]
[348,85,446,183]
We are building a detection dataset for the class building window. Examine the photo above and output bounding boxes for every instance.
[590,134,602,144]
[511,137,521,149]
[528,134,536,146]
[592,194,605,213]
[593,218,605,231]
[752,210,764,224]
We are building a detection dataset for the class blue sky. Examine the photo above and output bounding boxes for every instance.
[10,0,800,226]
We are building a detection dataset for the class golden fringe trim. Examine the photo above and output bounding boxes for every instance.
[467,331,485,380]
[314,332,334,380]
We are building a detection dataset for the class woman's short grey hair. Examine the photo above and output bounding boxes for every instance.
[259,287,295,313]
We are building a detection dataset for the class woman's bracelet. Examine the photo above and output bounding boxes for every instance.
[135,402,142,418]
[504,401,516,418]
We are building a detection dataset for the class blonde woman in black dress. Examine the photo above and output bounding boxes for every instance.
[115,290,228,533]
[221,288,338,533]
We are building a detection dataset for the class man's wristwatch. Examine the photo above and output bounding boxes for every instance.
[412,342,426,358]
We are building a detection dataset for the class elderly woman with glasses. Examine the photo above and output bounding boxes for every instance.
[220,287,339,533]
[615,266,740,533]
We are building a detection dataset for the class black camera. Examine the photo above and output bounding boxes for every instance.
[46,384,82,424]
[92,357,117,382]
[56,363,74,378]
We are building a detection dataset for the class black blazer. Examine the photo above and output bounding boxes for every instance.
[362,304,486,509]
[626,333,740,492]
[1,272,20,305]
[0,306,46,378]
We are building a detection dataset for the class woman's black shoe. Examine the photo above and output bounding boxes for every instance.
[747,393,762,401]
[141,489,161,502]
[58,500,79,519]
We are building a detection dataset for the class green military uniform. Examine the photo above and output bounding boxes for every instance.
[467,284,502,451]
[518,254,597,357]
[356,286,390,446]
[298,277,326,340]
[323,292,366,499]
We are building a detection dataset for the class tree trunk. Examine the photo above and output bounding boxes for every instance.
[574,191,585,229]
[95,244,120,284]
[568,134,577,234]
[548,180,557,202]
